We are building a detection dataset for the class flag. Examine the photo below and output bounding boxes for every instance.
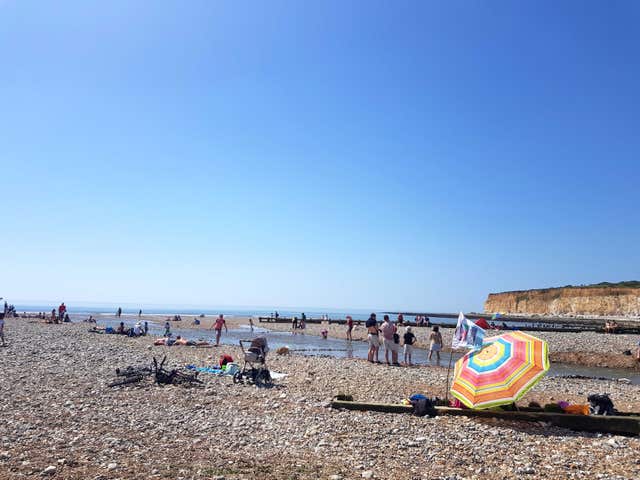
[452,312,485,350]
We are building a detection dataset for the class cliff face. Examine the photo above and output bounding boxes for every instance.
[484,287,640,317]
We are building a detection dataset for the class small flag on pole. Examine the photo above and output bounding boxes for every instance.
[452,312,485,350]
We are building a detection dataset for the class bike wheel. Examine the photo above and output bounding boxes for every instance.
[233,371,243,384]
[254,369,271,388]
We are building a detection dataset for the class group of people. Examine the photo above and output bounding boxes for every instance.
[365,313,443,366]
[604,320,620,334]
[116,320,148,336]
[291,314,306,334]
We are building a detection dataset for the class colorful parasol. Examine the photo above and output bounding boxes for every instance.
[450,331,549,409]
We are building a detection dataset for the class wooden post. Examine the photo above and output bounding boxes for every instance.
[444,348,455,402]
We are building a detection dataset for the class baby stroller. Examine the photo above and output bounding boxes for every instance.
[233,337,272,387]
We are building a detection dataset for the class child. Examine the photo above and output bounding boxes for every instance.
[403,326,416,365]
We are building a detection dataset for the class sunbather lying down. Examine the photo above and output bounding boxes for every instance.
[153,336,212,347]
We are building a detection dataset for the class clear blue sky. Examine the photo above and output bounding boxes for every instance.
[1,1,639,312]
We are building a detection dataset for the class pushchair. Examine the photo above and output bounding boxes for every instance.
[233,337,272,387]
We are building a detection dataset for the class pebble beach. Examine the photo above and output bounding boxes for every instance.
[2,318,640,479]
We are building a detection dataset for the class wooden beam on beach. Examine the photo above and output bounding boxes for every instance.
[330,400,640,436]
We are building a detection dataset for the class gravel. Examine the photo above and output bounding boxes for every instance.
[1,318,640,479]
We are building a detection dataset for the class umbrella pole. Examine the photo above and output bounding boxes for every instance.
[444,348,455,402]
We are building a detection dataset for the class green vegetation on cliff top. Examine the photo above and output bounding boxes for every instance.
[491,281,640,295]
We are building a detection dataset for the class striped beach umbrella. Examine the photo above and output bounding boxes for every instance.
[450,331,549,409]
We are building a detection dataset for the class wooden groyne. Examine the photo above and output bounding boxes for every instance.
[330,400,640,436]
[257,316,640,334]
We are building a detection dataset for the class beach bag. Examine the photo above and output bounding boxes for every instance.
[588,394,615,415]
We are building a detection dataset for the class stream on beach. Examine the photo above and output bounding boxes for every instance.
[81,315,640,385]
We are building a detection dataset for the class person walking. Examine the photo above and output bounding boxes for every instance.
[403,326,416,365]
[212,314,228,346]
[428,325,443,365]
[380,315,398,365]
[346,315,354,341]
[365,313,380,363]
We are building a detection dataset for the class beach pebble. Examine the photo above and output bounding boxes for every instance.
[41,465,56,475]
[107,462,117,470]
[361,470,374,479]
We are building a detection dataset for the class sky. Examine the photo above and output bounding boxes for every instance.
[1,1,639,312]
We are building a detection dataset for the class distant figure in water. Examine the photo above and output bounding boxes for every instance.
[275,311,279,319]
[249,317,254,332]
[346,315,354,341]
[298,316,306,334]
[321,329,328,339]
[291,316,298,333]
[116,307,122,318]
[428,325,443,365]
[212,314,228,346]
[403,326,416,366]
[138,309,142,317]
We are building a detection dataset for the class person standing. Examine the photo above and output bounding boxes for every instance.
[164,321,171,337]
[116,307,122,318]
[0,312,6,347]
[403,326,416,365]
[138,309,142,317]
[50,308,56,323]
[365,313,380,363]
[428,325,443,364]
[212,314,228,346]
[380,315,397,365]
[249,317,254,332]
[58,302,66,321]
[144,321,149,335]
[346,315,354,341]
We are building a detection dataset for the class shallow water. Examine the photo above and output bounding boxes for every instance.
[82,315,640,385]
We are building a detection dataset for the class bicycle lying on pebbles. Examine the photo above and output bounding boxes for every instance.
[108,355,203,388]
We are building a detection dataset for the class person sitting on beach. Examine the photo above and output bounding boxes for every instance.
[428,326,443,365]
[397,314,404,326]
[346,315,354,341]
[380,315,398,366]
[117,322,128,335]
[366,313,380,363]
[132,322,143,337]
[403,326,416,365]
[192,317,201,326]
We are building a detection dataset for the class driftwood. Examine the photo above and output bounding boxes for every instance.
[330,400,640,436]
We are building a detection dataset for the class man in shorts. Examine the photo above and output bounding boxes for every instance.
[380,315,398,365]
[365,313,380,363]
